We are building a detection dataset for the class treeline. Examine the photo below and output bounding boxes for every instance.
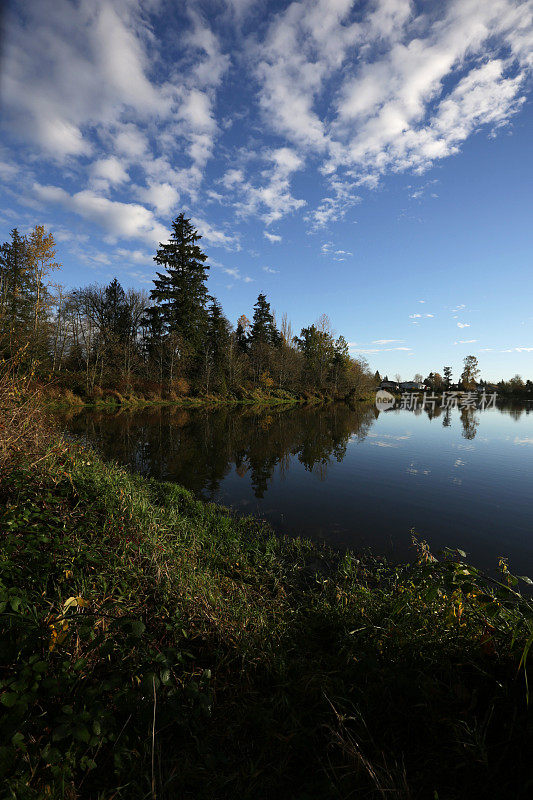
[0,214,373,401]
[376,358,532,397]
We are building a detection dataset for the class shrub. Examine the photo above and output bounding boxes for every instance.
[89,385,104,401]
[102,389,123,404]
[0,360,56,470]
[63,388,84,406]
[175,377,190,396]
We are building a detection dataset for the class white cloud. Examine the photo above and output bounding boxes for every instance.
[262,266,279,274]
[252,0,533,217]
[1,0,230,206]
[33,182,168,246]
[307,178,361,229]
[192,217,240,250]
[137,182,180,216]
[328,2,531,182]
[113,123,148,158]
[264,231,282,243]
[373,339,405,344]
[321,241,353,260]
[90,156,129,189]
[214,263,253,282]
[115,247,153,265]
[351,344,412,353]
[223,148,306,225]
[457,322,471,328]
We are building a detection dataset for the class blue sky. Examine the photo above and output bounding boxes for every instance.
[1,0,532,382]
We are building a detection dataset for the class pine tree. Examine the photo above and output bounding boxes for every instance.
[150,214,210,355]
[202,299,231,393]
[235,313,250,353]
[0,229,34,358]
[101,279,131,343]
[249,293,281,348]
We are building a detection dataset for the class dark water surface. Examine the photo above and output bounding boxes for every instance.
[57,401,533,574]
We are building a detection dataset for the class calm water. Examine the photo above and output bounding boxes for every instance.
[58,401,533,574]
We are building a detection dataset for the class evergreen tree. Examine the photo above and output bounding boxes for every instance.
[235,313,250,353]
[374,370,381,383]
[0,229,34,357]
[332,335,351,394]
[202,299,231,393]
[150,214,210,355]
[249,293,281,348]
[101,279,131,343]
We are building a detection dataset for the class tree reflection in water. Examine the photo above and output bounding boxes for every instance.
[61,403,377,500]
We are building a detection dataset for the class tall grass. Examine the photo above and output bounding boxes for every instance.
[0,358,59,471]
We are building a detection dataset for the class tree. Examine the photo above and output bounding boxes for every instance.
[332,336,351,394]
[509,374,524,394]
[461,355,480,389]
[141,305,166,382]
[433,372,444,390]
[414,373,423,383]
[443,366,452,388]
[202,299,231,394]
[235,314,250,353]
[249,293,281,384]
[150,214,210,357]
[0,229,33,358]
[27,225,60,345]
[295,323,335,391]
[249,293,281,348]
[374,370,381,384]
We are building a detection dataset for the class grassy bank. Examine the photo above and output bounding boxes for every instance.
[39,384,340,411]
[1,396,532,798]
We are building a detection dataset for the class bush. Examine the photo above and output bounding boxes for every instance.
[175,378,190,396]
[0,361,56,470]
[101,389,123,404]
[88,385,104,401]
[63,388,84,406]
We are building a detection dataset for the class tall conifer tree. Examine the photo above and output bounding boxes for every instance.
[150,214,210,355]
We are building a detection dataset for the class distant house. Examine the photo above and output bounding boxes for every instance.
[380,380,399,391]
[399,381,426,391]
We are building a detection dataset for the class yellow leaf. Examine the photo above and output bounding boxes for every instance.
[63,596,89,611]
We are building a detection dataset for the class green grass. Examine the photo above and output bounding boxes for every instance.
[1,441,532,799]
[43,391,307,411]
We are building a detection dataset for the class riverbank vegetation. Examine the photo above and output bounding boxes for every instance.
[1,373,533,799]
[0,217,374,405]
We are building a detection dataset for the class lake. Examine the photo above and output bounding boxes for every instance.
[57,400,533,575]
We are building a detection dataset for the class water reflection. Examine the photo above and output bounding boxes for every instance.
[61,403,377,500]
[57,400,533,572]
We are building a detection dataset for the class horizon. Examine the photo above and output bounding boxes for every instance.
[1,0,532,382]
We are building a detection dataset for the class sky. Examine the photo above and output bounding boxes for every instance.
[0,0,532,382]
